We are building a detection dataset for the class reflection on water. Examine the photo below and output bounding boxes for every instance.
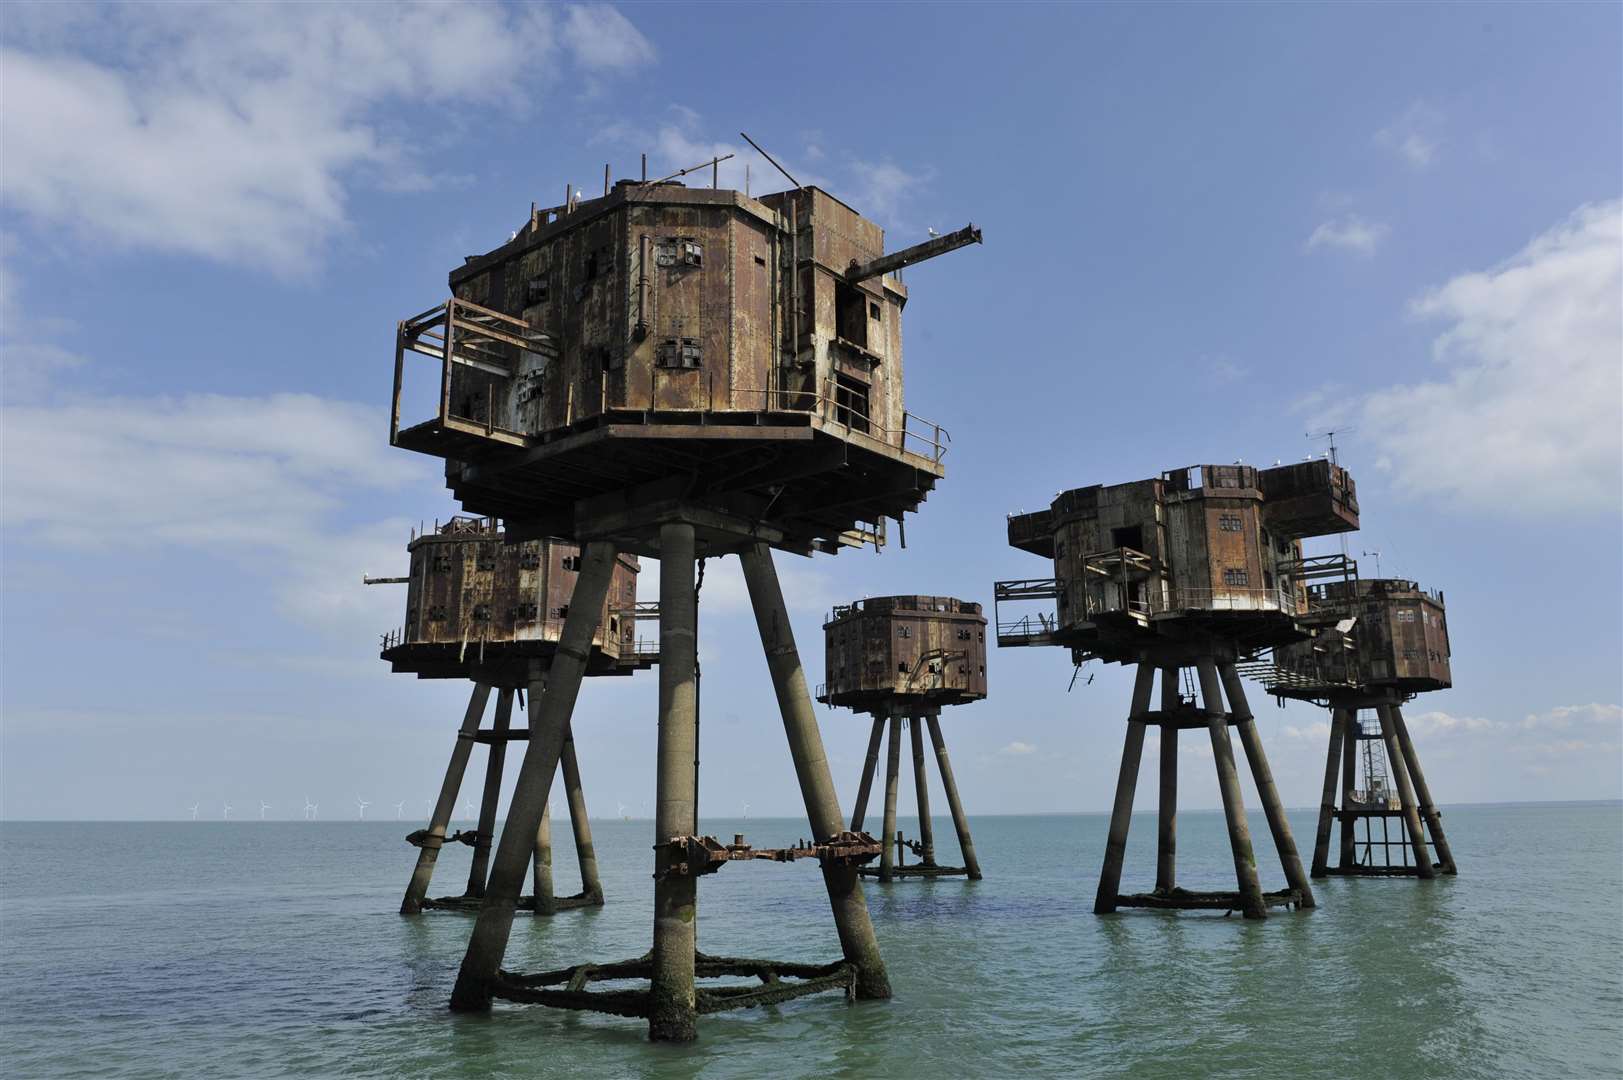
[1,806,1619,1079]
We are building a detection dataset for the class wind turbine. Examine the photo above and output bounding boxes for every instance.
[188,802,200,821]
[617,800,628,821]
[462,800,476,820]
[393,800,405,820]
[222,800,233,821]
[742,801,750,821]
[303,796,316,820]
[259,801,271,821]
[355,795,371,820]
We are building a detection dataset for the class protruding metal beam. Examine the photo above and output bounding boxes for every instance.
[845,224,982,283]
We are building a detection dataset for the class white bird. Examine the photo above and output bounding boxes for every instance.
[189,802,200,821]
[356,795,371,820]
[393,800,406,820]
[222,801,233,821]
[927,227,939,238]
[259,801,271,820]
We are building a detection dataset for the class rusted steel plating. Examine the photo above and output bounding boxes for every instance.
[655,831,882,879]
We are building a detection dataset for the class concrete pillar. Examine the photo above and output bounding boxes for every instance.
[1377,704,1436,879]
[1339,717,1358,869]
[850,716,885,832]
[1221,662,1315,909]
[650,522,699,1043]
[925,715,982,880]
[909,717,936,865]
[1390,705,1457,874]
[402,682,492,914]
[740,542,890,1001]
[1093,664,1155,914]
[559,729,604,903]
[879,714,901,882]
[449,542,619,1012]
[1196,658,1266,919]
[466,687,515,898]
[532,799,555,915]
[1312,709,1347,877]
[1155,665,1178,893]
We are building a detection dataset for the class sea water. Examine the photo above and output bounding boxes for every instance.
[2,804,1619,1078]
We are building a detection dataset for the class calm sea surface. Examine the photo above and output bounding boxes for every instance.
[2,805,1619,1078]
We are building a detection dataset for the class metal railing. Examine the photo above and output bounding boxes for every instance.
[729,384,950,463]
[391,297,553,444]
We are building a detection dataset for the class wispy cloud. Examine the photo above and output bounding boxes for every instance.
[1305,215,1389,256]
[1355,199,1622,515]
[1375,101,1444,170]
[998,741,1038,756]
[0,3,652,274]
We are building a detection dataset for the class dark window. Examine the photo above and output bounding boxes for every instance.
[656,338,702,369]
[898,663,909,674]
[526,276,548,304]
[431,554,452,572]
[682,240,702,267]
[898,625,911,638]
[519,552,541,569]
[428,605,448,621]
[561,555,581,572]
[472,604,491,621]
[1111,525,1144,552]
[835,280,868,347]
[1223,568,1250,586]
[550,605,570,619]
[1218,513,1243,532]
[753,254,767,267]
[477,552,496,571]
[869,301,882,320]
[833,372,870,433]
[515,603,538,620]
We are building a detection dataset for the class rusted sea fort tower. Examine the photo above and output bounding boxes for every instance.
[389,164,980,1039]
[818,596,987,881]
[1243,577,1458,878]
[370,516,655,914]
[994,461,1360,918]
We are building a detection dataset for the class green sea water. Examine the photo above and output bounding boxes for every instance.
[2,804,1619,1078]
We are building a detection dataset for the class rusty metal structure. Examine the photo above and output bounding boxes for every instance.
[370,515,656,915]
[387,161,981,1040]
[818,596,986,881]
[994,460,1360,918]
[1241,577,1458,878]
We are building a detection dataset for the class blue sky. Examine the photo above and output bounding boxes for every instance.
[2,2,1619,822]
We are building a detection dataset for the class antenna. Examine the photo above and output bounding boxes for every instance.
[738,132,801,189]
[1361,549,1384,578]
[356,795,371,820]
[1308,428,1357,559]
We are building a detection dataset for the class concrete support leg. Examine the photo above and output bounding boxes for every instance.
[909,717,936,865]
[466,688,515,898]
[1378,704,1436,879]
[740,542,890,1001]
[560,729,604,904]
[1312,709,1347,878]
[926,715,982,880]
[533,799,555,915]
[1391,705,1456,874]
[1221,663,1315,909]
[1196,658,1266,920]
[1339,717,1358,869]
[650,523,699,1043]
[402,683,492,915]
[1155,666,1178,893]
[850,716,885,832]
[448,543,619,1012]
[879,715,901,882]
[1093,664,1155,914]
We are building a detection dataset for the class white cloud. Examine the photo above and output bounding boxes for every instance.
[998,741,1038,756]
[1518,703,1623,731]
[1,392,435,641]
[1357,199,1622,514]
[1375,102,1444,170]
[0,3,650,274]
[1305,215,1389,256]
[561,3,656,70]
[846,159,934,229]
